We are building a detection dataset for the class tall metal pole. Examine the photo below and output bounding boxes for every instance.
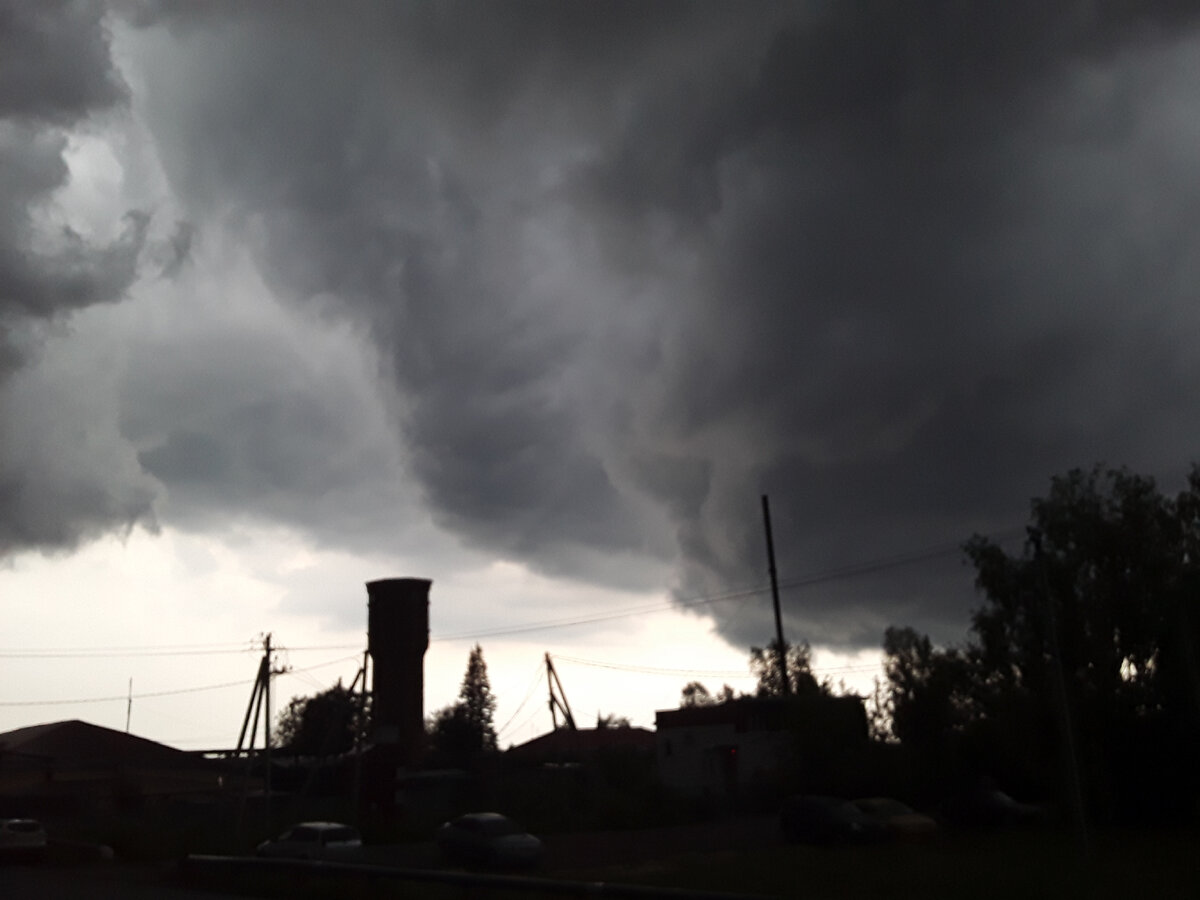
[762,495,789,694]
[125,678,133,733]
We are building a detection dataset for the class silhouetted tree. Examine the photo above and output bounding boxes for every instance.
[426,644,498,766]
[962,465,1200,816]
[596,712,632,729]
[883,464,1200,819]
[966,467,1184,719]
[679,681,738,707]
[274,681,367,756]
[882,626,972,749]
[459,644,498,750]
[680,681,713,707]
[750,639,826,697]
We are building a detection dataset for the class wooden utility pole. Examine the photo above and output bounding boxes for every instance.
[1033,534,1089,857]
[545,654,577,731]
[235,634,276,836]
[762,494,789,694]
[263,633,273,830]
[352,648,369,826]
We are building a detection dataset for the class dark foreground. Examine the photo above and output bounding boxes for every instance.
[4,818,1199,899]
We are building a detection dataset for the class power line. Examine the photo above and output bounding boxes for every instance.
[0,654,362,708]
[0,641,255,652]
[495,662,546,739]
[0,528,1025,663]
[550,653,883,680]
[0,527,1024,682]
[776,528,1026,592]
[275,644,364,653]
[0,642,362,660]
[0,647,261,659]
[0,678,253,707]
[500,702,547,747]
[433,526,1025,644]
[433,584,767,643]
[551,654,752,679]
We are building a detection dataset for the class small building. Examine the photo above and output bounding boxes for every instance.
[0,719,226,814]
[655,695,867,797]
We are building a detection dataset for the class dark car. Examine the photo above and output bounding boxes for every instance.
[255,822,363,861]
[852,797,938,839]
[0,818,46,862]
[780,795,889,844]
[436,812,543,868]
[939,786,1046,830]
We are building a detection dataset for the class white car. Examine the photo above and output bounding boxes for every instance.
[255,821,363,861]
[436,812,543,868]
[0,818,47,861]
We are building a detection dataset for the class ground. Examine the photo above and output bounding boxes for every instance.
[4,817,1199,899]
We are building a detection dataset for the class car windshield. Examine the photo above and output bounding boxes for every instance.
[4,821,41,833]
[480,817,523,837]
[322,827,360,844]
[859,799,913,816]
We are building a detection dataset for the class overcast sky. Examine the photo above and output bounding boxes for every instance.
[4,1,1200,748]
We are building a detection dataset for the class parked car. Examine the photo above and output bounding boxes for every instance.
[939,785,1046,830]
[255,822,363,861]
[436,812,543,868]
[0,818,47,861]
[780,795,889,845]
[851,797,938,839]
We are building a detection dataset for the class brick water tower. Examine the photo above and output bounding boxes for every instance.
[366,577,430,768]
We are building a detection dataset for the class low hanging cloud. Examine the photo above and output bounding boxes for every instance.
[7,2,1200,651]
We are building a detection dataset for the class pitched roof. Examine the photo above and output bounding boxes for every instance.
[655,694,867,734]
[0,720,191,766]
[507,726,656,760]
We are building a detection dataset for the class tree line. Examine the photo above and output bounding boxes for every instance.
[273,643,501,767]
[877,465,1200,821]
[273,463,1200,821]
[675,464,1200,822]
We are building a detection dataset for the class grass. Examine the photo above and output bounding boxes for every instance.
[47,803,1200,900]
[553,827,1200,899]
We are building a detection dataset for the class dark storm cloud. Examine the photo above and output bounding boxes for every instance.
[0,0,126,121]
[0,0,156,554]
[115,306,435,556]
[638,1,1200,648]
[125,2,1200,647]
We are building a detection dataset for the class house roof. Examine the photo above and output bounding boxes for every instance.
[655,694,867,734]
[0,720,193,766]
[507,726,656,760]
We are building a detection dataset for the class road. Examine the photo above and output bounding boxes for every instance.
[0,863,236,899]
[0,815,783,898]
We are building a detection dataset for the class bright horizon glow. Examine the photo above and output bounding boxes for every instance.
[0,524,883,751]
